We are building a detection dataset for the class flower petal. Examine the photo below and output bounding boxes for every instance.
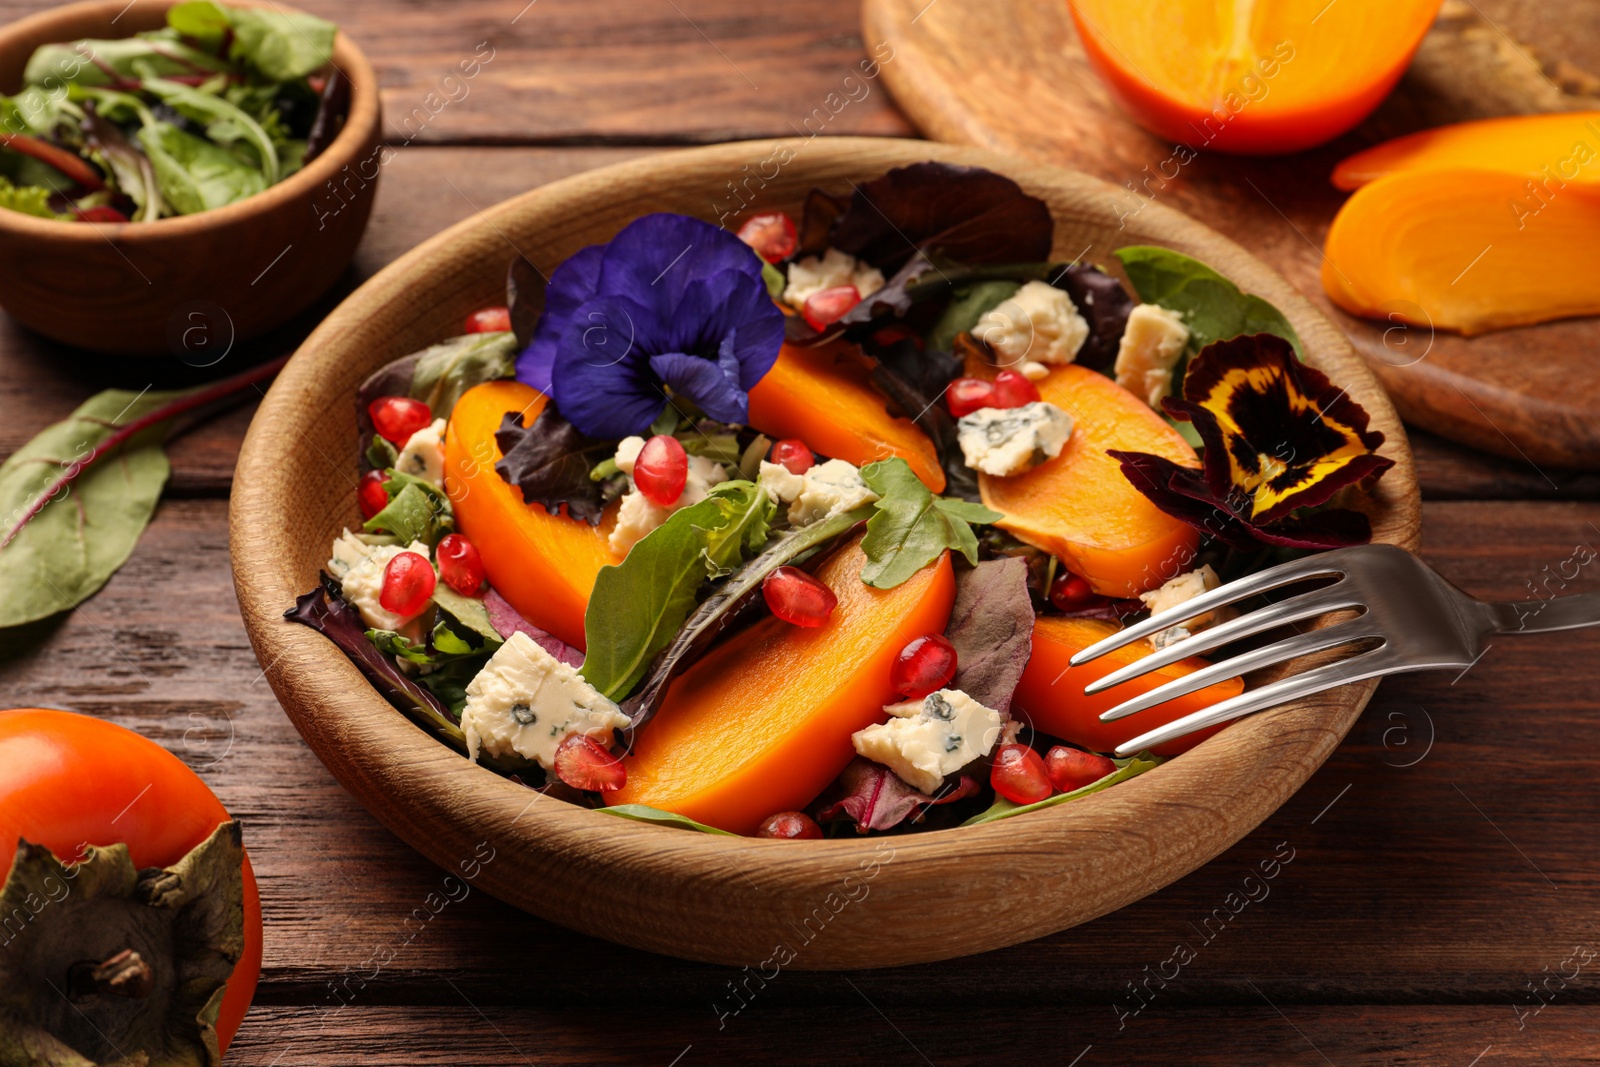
[516,243,605,395]
[596,213,764,312]
[549,293,668,439]
[649,350,747,424]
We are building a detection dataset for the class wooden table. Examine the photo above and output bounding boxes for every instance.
[3,2,1598,1062]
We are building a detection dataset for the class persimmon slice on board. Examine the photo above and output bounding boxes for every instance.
[964,354,1201,599]
[1322,168,1600,335]
[1069,0,1443,154]
[610,538,956,835]
[1332,111,1600,189]
[444,380,620,650]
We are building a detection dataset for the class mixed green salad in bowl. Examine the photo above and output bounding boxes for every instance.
[1,0,344,222]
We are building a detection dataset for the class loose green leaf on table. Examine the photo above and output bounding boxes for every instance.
[858,458,1002,589]
[960,753,1163,826]
[1113,246,1302,356]
[0,389,180,629]
[580,481,775,702]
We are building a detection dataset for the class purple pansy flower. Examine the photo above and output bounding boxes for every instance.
[516,213,785,439]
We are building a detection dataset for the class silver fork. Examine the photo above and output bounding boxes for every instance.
[1070,543,1600,757]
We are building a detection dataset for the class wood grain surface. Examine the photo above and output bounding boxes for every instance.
[1,1,1598,1061]
[862,0,1600,470]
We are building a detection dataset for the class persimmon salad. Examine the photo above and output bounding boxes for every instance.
[288,163,1393,838]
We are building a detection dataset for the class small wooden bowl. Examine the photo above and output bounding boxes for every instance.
[231,139,1421,968]
[0,0,382,355]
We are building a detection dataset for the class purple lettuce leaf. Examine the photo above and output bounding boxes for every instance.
[814,758,980,833]
[493,407,619,527]
[944,557,1034,715]
[484,587,583,667]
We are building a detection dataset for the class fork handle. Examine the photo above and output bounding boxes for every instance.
[1491,592,1600,635]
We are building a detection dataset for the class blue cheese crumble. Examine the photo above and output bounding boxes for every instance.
[327,531,435,631]
[852,688,1004,794]
[395,418,447,488]
[956,402,1073,477]
[758,457,879,526]
[608,435,729,556]
[974,281,1089,376]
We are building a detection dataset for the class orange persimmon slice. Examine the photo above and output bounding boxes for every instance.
[1069,0,1442,154]
[747,340,946,492]
[1322,168,1600,335]
[1014,617,1243,757]
[610,538,956,835]
[443,380,619,650]
[1332,111,1600,189]
[965,355,1201,599]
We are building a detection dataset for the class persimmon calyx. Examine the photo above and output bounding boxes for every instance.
[0,821,245,1067]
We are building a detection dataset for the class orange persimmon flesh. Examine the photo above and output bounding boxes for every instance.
[1332,111,1600,189]
[443,380,619,650]
[1015,617,1243,757]
[1069,0,1441,154]
[964,354,1200,599]
[611,538,955,834]
[1322,168,1600,335]
[747,340,945,492]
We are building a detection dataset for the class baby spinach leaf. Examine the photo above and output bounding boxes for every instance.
[857,458,1001,589]
[580,482,776,702]
[926,280,1019,355]
[598,804,737,835]
[1114,247,1302,357]
[411,332,518,417]
[621,501,870,732]
[227,8,337,82]
[140,120,267,214]
[960,753,1162,826]
[0,389,179,629]
[494,406,615,526]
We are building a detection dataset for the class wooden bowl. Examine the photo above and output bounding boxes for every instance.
[231,138,1421,969]
[0,0,382,356]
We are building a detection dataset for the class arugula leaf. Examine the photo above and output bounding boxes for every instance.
[0,389,179,628]
[363,471,453,546]
[598,804,737,835]
[411,332,518,417]
[621,502,870,731]
[227,7,337,81]
[141,76,279,181]
[140,120,267,214]
[960,753,1162,826]
[857,459,1001,589]
[0,175,68,220]
[579,481,775,702]
[494,406,616,526]
[1114,247,1302,357]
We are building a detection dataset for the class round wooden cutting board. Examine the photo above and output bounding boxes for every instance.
[862,0,1600,469]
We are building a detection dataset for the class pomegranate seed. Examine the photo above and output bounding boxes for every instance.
[992,370,1041,408]
[634,434,688,506]
[947,377,998,418]
[756,811,824,839]
[436,533,486,596]
[465,305,511,333]
[553,733,627,792]
[358,469,389,520]
[991,744,1052,805]
[736,211,798,263]
[763,566,837,627]
[769,438,815,475]
[379,551,436,617]
[77,205,128,222]
[1045,746,1117,793]
[801,284,861,331]
[1049,573,1095,611]
[368,396,433,445]
[890,633,958,700]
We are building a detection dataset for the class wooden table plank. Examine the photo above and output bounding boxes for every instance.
[0,0,914,144]
[4,497,1597,1011]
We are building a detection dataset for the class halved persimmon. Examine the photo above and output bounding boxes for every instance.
[1322,168,1600,335]
[1332,111,1600,189]
[1069,0,1443,154]
[610,538,956,835]
[964,354,1201,598]
[443,380,619,650]
[1014,617,1243,756]
[747,340,945,492]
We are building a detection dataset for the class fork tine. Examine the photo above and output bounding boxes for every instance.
[1111,646,1397,757]
[1082,586,1366,696]
[1069,548,1358,668]
[1097,617,1379,723]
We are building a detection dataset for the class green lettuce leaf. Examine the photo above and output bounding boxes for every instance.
[140,120,267,214]
[227,8,337,81]
[166,0,232,47]
[362,470,453,546]
[0,175,69,220]
[1113,246,1302,357]
[25,36,232,88]
[858,458,1001,589]
[140,76,279,182]
[960,753,1162,826]
[579,481,775,701]
[410,332,518,417]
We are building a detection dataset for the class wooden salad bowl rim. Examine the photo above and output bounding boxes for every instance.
[231,137,1421,969]
[0,0,379,239]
